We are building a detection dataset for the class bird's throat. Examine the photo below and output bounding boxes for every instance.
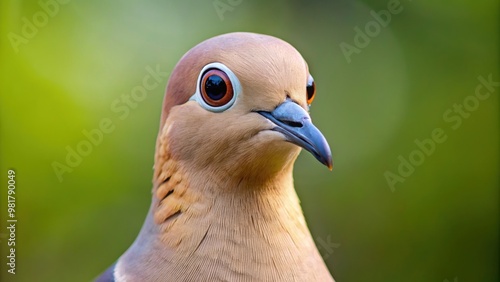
[116,133,333,281]
[150,154,312,251]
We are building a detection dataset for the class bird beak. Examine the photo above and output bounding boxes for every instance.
[257,99,333,170]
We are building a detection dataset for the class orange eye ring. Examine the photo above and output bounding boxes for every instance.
[306,75,316,105]
[200,69,234,108]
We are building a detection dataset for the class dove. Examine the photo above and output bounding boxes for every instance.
[96,32,334,282]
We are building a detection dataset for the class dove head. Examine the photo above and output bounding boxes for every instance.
[155,32,332,187]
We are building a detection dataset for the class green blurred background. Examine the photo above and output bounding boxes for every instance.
[0,0,498,281]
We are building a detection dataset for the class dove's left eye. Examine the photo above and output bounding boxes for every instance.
[306,75,316,105]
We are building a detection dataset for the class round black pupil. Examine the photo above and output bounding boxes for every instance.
[307,83,314,99]
[205,75,227,101]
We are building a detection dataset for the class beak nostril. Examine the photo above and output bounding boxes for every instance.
[281,120,303,128]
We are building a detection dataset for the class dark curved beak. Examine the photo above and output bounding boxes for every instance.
[257,99,333,170]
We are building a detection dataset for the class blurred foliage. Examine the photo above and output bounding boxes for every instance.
[0,0,498,281]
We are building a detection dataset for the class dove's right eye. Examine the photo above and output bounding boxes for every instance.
[192,62,241,113]
[201,69,234,107]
